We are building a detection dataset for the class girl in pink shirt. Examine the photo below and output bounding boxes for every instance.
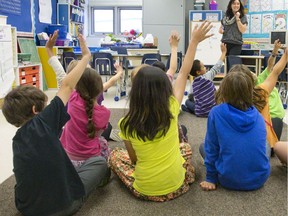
[60,67,111,167]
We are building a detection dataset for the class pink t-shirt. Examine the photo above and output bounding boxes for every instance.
[60,91,110,160]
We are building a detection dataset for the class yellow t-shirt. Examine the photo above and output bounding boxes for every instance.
[118,96,185,196]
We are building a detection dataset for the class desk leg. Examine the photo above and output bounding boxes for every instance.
[258,59,262,76]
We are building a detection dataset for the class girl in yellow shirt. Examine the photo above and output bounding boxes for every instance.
[108,21,213,201]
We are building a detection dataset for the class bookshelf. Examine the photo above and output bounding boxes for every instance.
[57,1,85,38]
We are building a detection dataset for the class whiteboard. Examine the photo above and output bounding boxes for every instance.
[190,21,222,65]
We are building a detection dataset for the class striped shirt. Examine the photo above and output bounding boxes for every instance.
[191,60,223,117]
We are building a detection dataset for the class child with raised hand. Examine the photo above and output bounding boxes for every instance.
[60,63,114,167]
[46,30,123,142]
[152,30,180,82]
[152,31,188,142]
[200,49,288,191]
[181,43,227,117]
[109,21,213,201]
[2,34,110,215]
[256,39,285,140]
[234,47,288,152]
[46,30,123,101]
[200,67,270,192]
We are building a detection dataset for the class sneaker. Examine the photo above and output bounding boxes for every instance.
[109,129,122,142]
[181,104,190,113]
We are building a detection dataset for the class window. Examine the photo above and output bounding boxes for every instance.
[91,7,142,35]
[93,9,114,33]
[119,9,142,33]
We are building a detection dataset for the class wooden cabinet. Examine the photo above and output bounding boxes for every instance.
[57,1,85,38]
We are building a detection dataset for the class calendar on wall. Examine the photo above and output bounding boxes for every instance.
[243,0,288,39]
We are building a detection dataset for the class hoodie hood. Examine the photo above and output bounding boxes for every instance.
[214,103,260,132]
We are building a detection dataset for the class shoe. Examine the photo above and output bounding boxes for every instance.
[181,104,190,113]
[109,129,122,142]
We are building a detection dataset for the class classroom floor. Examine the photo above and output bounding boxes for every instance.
[1,82,288,184]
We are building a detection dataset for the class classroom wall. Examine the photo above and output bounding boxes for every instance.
[0,0,57,38]
[86,0,142,47]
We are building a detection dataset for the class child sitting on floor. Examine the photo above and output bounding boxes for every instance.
[2,34,110,216]
[109,21,213,201]
[181,43,226,117]
[200,69,270,191]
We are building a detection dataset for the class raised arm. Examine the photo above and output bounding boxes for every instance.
[166,31,180,78]
[46,30,66,88]
[57,34,91,105]
[173,21,213,104]
[219,43,227,62]
[263,47,288,94]
[103,62,123,91]
[267,39,282,72]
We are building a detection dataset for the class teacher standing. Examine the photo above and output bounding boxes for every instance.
[219,0,248,56]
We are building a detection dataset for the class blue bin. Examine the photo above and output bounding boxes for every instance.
[47,24,67,39]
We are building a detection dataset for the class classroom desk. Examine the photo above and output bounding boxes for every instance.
[112,53,170,81]
[238,55,265,76]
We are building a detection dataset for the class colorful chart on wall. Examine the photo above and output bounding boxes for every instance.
[243,0,288,39]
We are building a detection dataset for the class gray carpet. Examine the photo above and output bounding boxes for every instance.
[0,109,287,216]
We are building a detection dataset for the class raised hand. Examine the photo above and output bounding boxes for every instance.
[220,43,227,54]
[45,30,59,58]
[114,62,124,76]
[169,31,180,48]
[78,34,91,59]
[273,39,282,54]
[191,21,213,44]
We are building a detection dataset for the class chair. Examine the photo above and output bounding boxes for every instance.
[92,52,115,76]
[141,53,161,65]
[62,52,77,72]
[226,55,242,72]
[165,52,183,73]
[110,46,134,70]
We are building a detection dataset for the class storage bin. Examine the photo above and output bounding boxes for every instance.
[209,3,218,10]
[55,39,71,46]
[47,24,67,39]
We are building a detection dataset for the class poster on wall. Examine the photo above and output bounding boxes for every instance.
[275,13,287,30]
[243,0,288,38]
[262,13,274,33]
[0,0,34,37]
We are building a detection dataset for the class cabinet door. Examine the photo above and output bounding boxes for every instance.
[143,0,184,25]
[58,4,69,27]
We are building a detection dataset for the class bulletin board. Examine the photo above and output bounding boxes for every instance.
[0,0,34,36]
[0,0,57,38]
[190,21,222,66]
[243,0,288,39]
[189,10,223,22]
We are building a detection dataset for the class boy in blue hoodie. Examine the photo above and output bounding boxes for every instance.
[200,68,270,191]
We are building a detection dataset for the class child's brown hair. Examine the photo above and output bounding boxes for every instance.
[2,85,48,127]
